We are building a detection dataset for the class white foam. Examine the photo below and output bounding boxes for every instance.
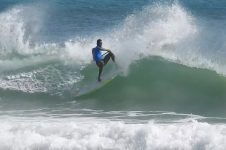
[100,2,226,76]
[101,2,198,74]
[0,4,46,56]
[0,119,226,150]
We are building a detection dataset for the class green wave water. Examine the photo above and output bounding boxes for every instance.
[76,57,226,117]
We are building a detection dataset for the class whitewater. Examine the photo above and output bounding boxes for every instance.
[0,0,226,149]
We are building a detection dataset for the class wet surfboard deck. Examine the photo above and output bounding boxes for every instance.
[75,75,116,97]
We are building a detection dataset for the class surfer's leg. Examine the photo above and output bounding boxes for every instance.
[103,52,115,65]
[96,61,104,82]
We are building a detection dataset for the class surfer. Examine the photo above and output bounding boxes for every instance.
[92,39,115,82]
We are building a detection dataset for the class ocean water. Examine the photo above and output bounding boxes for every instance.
[1,0,226,149]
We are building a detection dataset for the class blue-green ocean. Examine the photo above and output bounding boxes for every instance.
[1,0,226,149]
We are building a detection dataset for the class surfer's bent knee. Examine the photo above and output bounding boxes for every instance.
[96,60,104,68]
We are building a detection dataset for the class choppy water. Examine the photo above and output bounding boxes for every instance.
[1,0,226,149]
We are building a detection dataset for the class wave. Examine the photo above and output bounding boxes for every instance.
[0,2,226,96]
[75,57,226,117]
[1,57,226,117]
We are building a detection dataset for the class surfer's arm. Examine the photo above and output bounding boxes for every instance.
[100,48,112,53]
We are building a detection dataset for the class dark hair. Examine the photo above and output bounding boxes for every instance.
[97,39,102,45]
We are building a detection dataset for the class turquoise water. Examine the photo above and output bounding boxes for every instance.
[1,0,226,149]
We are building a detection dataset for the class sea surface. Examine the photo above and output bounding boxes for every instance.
[1,0,226,149]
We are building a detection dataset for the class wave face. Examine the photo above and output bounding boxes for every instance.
[1,0,226,149]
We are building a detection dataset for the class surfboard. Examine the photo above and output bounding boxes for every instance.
[75,75,116,97]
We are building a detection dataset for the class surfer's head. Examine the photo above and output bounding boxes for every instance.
[97,39,102,47]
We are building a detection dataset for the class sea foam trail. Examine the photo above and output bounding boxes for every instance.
[0,119,226,150]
